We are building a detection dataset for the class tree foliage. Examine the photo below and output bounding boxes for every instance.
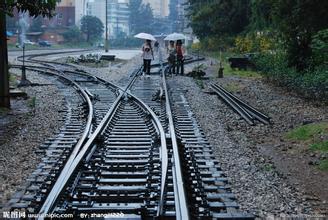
[0,0,57,108]
[63,26,83,43]
[187,0,328,72]
[187,0,251,39]
[272,0,328,70]
[80,15,104,43]
[169,0,178,32]
[0,0,58,17]
[128,1,154,35]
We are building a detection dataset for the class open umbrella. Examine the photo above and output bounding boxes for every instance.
[134,33,156,41]
[164,33,185,41]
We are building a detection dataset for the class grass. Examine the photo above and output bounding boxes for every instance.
[310,141,328,152]
[319,159,328,171]
[195,79,205,89]
[28,97,36,108]
[207,51,262,79]
[286,122,328,141]
[9,72,18,87]
[223,82,241,93]
[263,163,274,172]
[286,122,328,171]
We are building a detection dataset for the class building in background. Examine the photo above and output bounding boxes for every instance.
[143,0,169,18]
[7,0,76,44]
[75,0,88,26]
[82,0,130,38]
[175,0,193,45]
[51,0,75,27]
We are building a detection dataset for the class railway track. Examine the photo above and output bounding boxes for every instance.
[210,83,271,125]
[6,50,254,219]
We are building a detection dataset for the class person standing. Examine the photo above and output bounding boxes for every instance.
[176,39,185,75]
[167,40,176,75]
[154,41,159,52]
[142,39,154,76]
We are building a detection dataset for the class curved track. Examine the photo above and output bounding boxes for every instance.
[7,50,254,219]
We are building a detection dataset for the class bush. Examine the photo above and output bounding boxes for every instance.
[255,52,328,101]
[234,32,276,53]
[195,36,235,52]
[311,29,328,67]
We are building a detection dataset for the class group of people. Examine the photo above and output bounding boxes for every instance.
[167,40,185,75]
[141,39,185,76]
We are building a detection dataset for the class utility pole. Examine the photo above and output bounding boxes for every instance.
[18,43,31,87]
[0,11,10,108]
[105,0,109,52]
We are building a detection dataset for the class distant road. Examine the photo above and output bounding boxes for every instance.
[8,48,141,62]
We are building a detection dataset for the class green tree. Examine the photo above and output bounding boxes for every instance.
[187,0,251,39]
[249,0,275,31]
[128,0,142,35]
[272,0,328,71]
[169,0,178,32]
[80,15,104,43]
[0,0,57,108]
[128,1,154,35]
[63,26,83,43]
[310,29,328,67]
[139,3,154,33]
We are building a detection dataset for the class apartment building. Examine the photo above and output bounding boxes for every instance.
[75,0,129,38]
[142,0,169,18]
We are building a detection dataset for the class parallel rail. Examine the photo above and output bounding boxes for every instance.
[210,83,271,125]
[160,59,190,219]
[8,50,254,219]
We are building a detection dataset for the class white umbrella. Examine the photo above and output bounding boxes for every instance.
[164,33,185,41]
[134,33,156,41]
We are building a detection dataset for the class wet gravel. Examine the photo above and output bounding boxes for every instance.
[172,59,328,218]
[0,53,140,209]
[0,70,64,207]
[2,51,327,218]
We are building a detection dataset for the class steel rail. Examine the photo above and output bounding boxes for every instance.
[213,83,271,124]
[36,65,168,219]
[10,64,94,148]
[9,65,95,191]
[37,91,124,219]
[160,56,190,219]
[15,52,168,217]
[210,83,255,125]
[12,64,122,93]
[211,83,270,125]
[16,49,91,63]
[125,92,168,216]
[37,67,138,217]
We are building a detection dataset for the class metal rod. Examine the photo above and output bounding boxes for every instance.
[21,44,26,81]
[210,83,254,125]
[160,49,190,219]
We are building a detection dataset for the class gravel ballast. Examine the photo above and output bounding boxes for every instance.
[2,50,327,218]
[0,70,65,207]
[171,59,328,217]
[1,51,141,209]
